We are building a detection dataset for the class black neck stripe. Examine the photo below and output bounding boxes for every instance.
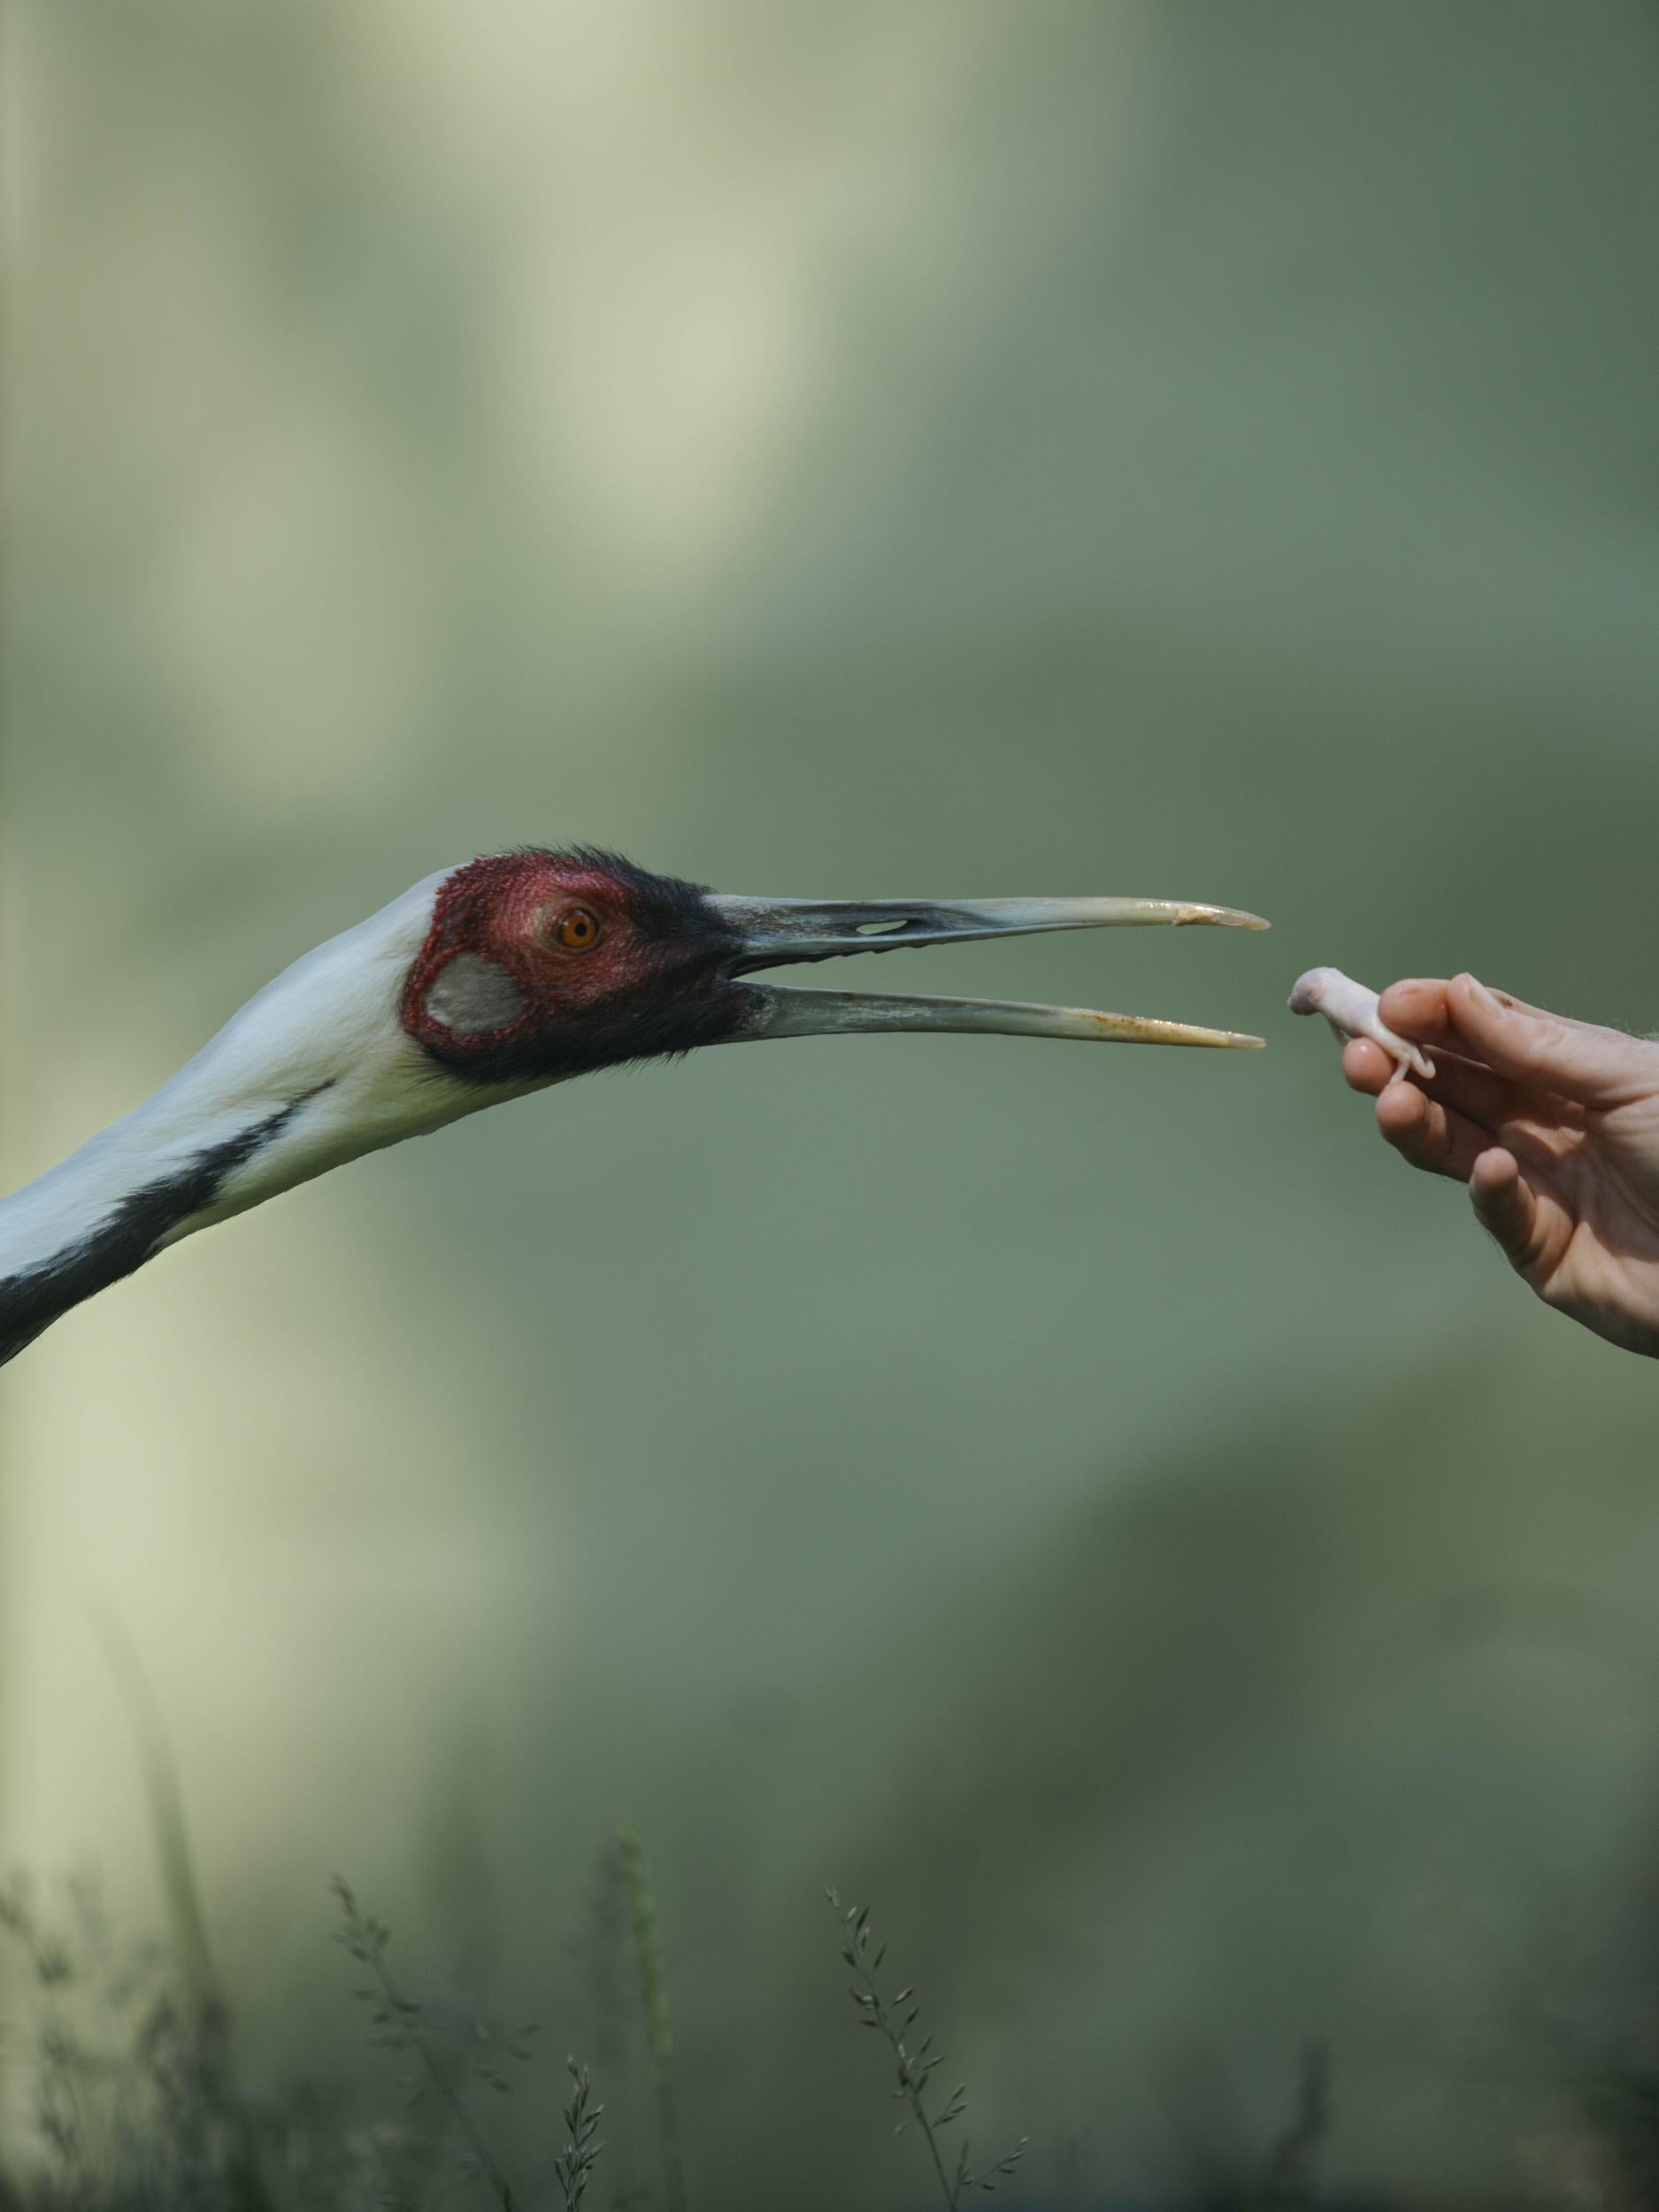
[0,1087,329,1369]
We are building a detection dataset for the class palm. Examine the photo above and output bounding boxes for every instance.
[1497,1094,1659,1346]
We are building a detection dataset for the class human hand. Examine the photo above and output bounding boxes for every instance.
[1339,974,1659,1358]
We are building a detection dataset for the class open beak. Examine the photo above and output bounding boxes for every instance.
[707,894,1269,1048]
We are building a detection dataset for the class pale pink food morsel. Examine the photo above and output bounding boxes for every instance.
[1287,965,1435,1085]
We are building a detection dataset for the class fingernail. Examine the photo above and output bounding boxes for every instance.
[1466,976,1506,1014]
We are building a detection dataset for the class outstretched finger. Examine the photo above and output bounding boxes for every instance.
[1379,975,1655,1110]
[1340,1035,1397,1095]
[1341,1033,1525,1137]
[1467,1148,1543,1276]
[1372,1072,1492,1184]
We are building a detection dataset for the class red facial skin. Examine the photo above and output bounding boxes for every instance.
[401,849,743,1086]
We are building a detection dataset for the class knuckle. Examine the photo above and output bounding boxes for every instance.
[1384,1122,1440,1173]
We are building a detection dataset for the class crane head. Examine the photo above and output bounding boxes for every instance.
[0,844,1267,1364]
[400,845,1269,1088]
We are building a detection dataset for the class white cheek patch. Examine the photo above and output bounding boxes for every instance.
[424,952,527,1034]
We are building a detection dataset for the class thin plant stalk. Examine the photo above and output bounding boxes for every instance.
[616,1823,688,2212]
[332,1878,518,2212]
[552,2055,605,2210]
[828,1889,1025,2210]
[92,1609,274,2212]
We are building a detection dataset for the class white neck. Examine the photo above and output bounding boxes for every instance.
[0,870,500,1360]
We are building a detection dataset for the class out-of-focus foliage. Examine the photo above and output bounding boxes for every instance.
[6,4,1659,2203]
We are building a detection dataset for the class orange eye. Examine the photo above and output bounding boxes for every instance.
[551,904,602,951]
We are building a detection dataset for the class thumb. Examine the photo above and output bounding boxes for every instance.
[1402,973,1652,1110]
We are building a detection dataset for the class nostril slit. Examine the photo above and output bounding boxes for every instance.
[855,918,914,937]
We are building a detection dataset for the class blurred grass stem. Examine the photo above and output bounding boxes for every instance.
[617,1822,688,2212]
[90,1609,273,2212]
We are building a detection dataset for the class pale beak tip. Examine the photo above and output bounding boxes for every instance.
[1089,1014,1268,1048]
[1176,905,1271,932]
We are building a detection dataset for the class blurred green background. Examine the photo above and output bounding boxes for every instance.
[7,2,1659,2201]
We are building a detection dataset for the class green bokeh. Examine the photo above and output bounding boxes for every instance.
[7,4,1659,2200]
